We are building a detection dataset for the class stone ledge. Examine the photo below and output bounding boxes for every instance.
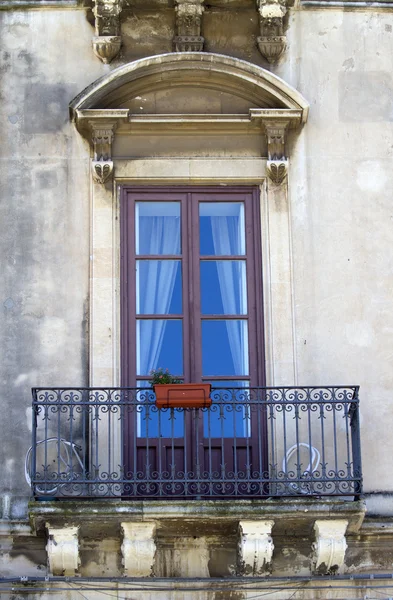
[29,498,366,536]
[0,520,31,536]
[0,0,84,9]
[301,0,393,7]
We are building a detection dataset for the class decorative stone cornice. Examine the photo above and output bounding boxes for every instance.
[312,519,348,574]
[70,54,309,123]
[257,0,288,64]
[90,120,117,184]
[46,524,80,576]
[121,522,157,577]
[174,0,205,52]
[238,520,274,575]
[92,0,123,63]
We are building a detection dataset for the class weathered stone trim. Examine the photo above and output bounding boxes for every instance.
[69,53,310,121]
[92,0,123,63]
[30,499,366,535]
[256,0,289,63]
[90,121,117,184]
[238,520,275,575]
[264,120,289,185]
[0,0,83,7]
[46,524,80,576]
[312,519,348,574]
[121,522,157,576]
[74,112,129,184]
[266,160,287,184]
[174,0,205,52]
[302,0,393,6]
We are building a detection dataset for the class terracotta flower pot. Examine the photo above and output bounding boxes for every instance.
[154,383,212,409]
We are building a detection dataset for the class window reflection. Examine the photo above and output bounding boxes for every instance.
[136,202,181,255]
[201,261,247,315]
[136,382,184,438]
[136,320,183,376]
[199,202,245,256]
[202,320,249,376]
[136,260,182,315]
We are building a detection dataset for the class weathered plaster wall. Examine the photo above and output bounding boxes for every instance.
[0,8,101,517]
[282,10,393,495]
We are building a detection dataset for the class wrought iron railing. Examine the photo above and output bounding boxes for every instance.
[28,386,362,499]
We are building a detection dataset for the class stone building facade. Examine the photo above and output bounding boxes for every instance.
[1,0,393,598]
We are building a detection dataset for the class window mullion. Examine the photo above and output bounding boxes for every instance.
[188,191,203,382]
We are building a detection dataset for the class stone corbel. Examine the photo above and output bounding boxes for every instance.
[312,520,348,574]
[92,0,123,64]
[121,522,157,577]
[90,121,117,184]
[264,121,289,185]
[257,0,288,64]
[46,524,80,576]
[238,520,274,575]
[174,0,205,52]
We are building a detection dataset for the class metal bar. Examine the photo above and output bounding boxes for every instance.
[31,390,38,496]
[170,408,175,495]
[319,391,327,493]
[43,393,49,493]
[194,408,201,497]
[208,399,213,496]
[350,389,363,497]
[344,392,352,484]
[268,390,276,495]
[232,389,238,496]
[69,392,75,485]
[332,388,339,492]
[57,390,62,489]
[158,404,163,497]
[133,391,137,496]
[306,388,313,491]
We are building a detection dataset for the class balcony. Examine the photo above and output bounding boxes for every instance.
[28,386,362,500]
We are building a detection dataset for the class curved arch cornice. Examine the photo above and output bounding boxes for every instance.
[70,52,309,122]
[72,53,309,186]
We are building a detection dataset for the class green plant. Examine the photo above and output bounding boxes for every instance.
[149,368,182,386]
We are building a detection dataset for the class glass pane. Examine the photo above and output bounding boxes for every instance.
[199,202,245,256]
[201,261,247,315]
[209,381,248,388]
[202,320,249,376]
[136,381,184,438]
[204,409,250,439]
[136,320,183,376]
[136,260,182,315]
[136,202,181,255]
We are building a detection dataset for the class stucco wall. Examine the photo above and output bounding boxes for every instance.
[0,8,98,516]
[283,10,393,495]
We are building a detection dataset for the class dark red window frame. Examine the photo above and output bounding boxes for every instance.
[120,186,266,388]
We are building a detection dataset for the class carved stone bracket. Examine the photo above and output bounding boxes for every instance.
[46,524,80,576]
[174,0,205,52]
[312,520,348,574]
[267,160,288,184]
[238,520,275,576]
[92,0,123,63]
[265,120,289,185]
[121,522,157,577]
[257,0,288,63]
[90,121,117,184]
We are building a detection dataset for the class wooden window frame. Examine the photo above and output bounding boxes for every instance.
[120,185,266,388]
